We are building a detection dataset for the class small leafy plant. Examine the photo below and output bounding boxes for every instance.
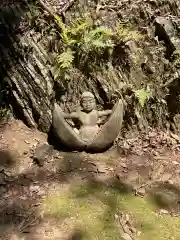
[134,88,152,107]
[50,11,146,81]
[57,49,75,69]
[116,22,144,43]
[52,13,115,80]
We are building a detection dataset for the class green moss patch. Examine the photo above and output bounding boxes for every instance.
[42,182,180,240]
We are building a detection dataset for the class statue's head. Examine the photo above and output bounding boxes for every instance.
[80,92,96,112]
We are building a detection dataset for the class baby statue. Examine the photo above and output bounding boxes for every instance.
[63,92,112,142]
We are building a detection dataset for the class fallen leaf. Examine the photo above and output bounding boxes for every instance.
[136,187,146,197]
[120,162,128,168]
[160,173,172,182]
[159,209,169,215]
[172,161,179,165]
[121,233,133,240]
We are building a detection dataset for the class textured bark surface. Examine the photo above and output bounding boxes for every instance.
[0,1,116,133]
[1,0,180,134]
[0,1,54,132]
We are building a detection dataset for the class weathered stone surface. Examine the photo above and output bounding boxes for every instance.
[53,98,123,152]
[155,16,180,56]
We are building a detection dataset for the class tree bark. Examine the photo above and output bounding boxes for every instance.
[0,2,54,132]
[0,1,114,133]
[1,0,180,134]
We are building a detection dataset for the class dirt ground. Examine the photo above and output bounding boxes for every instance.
[0,120,180,239]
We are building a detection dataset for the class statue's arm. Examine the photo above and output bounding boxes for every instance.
[63,112,78,119]
[98,110,112,117]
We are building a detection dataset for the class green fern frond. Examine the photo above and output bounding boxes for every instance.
[70,22,90,36]
[91,39,107,48]
[92,39,114,48]
[51,65,61,80]
[55,15,64,29]
[83,27,114,50]
[57,49,75,69]
[89,26,114,38]
[68,39,78,45]
[135,89,152,107]
[116,23,144,42]
[52,14,117,80]
[55,15,69,43]
[68,13,92,38]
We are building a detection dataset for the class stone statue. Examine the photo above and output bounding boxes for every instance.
[63,92,112,142]
[52,91,124,152]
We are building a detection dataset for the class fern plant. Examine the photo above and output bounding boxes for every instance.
[83,26,114,51]
[116,22,144,43]
[57,48,75,69]
[70,13,92,36]
[52,13,115,80]
[134,88,152,108]
[52,13,145,81]
[52,48,74,80]
[55,15,70,44]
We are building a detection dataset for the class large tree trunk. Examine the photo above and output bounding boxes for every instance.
[1,0,180,134]
[0,1,115,133]
[0,1,55,132]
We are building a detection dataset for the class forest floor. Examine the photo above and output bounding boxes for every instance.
[0,120,180,239]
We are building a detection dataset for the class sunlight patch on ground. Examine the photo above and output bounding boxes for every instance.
[42,183,180,240]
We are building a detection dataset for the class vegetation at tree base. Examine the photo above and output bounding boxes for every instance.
[52,13,145,83]
[26,2,167,133]
[0,0,180,134]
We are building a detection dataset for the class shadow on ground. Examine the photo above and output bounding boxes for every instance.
[149,182,180,213]
[0,148,180,239]
[0,150,133,238]
[67,229,85,240]
[0,150,16,167]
